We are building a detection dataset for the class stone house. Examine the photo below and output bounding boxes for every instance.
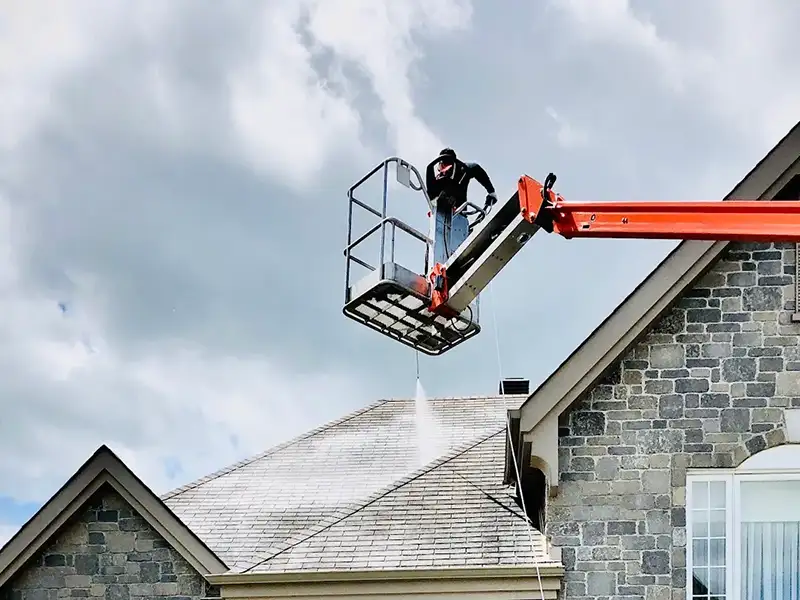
[0,121,798,600]
[0,396,563,600]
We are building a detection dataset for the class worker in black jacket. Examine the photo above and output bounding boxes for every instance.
[425,148,499,263]
[425,148,498,215]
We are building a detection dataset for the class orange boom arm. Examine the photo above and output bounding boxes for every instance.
[518,174,800,242]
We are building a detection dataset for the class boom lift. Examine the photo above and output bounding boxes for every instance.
[342,157,800,356]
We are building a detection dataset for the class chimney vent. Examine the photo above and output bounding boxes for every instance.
[499,378,530,395]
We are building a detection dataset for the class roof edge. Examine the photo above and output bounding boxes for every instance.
[0,445,227,588]
[519,120,800,435]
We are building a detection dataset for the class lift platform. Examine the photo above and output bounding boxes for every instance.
[343,158,485,355]
[343,157,800,356]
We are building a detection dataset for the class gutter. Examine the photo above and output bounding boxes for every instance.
[206,564,565,586]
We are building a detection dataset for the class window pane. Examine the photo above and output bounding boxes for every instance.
[693,538,708,566]
[691,510,709,537]
[709,509,726,537]
[740,480,800,522]
[709,539,725,566]
[693,567,710,594]
[709,567,726,595]
[740,480,800,600]
[710,481,726,509]
[692,481,709,509]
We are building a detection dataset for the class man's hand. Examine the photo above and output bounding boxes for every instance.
[484,192,498,209]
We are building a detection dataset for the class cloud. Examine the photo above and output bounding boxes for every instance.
[0,0,472,513]
[0,0,798,543]
[302,0,472,167]
[549,0,800,147]
[2,0,466,190]
[0,192,368,503]
[545,106,589,149]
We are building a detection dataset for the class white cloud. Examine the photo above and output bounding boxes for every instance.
[1,0,469,191]
[0,0,119,152]
[550,0,800,147]
[546,106,589,149]
[303,0,473,167]
[227,1,366,191]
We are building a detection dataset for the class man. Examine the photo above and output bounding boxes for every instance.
[424,148,498,218]
[425,148,499,263]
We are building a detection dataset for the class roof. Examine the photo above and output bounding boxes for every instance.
[162,393,557,573]
[516,120,800,460]
[0,445,227,588]
[244,432,547,573]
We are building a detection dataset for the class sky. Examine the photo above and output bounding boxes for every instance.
[0,0,798,545]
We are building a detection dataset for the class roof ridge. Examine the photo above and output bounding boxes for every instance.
[439,465,525,522]
[161,398,391,500]
[381,394,530,402]
[235,427,506,573]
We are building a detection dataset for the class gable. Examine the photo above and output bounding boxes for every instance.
[0,446,226,588]
[513,121,800,489]
[0,484,216,600]
[562,237,800,457]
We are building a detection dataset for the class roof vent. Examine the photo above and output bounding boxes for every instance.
[499,378,530,395]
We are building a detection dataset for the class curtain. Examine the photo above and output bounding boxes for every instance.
[741,521,800,600]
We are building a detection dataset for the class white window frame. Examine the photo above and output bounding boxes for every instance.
[686,446,800,600]
[686,472,735,600]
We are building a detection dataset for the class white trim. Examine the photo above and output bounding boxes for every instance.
[685,472,734,600]
[208,565,565,600]
[732,475,741,600]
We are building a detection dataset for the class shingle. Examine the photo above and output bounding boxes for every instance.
[242,433,555,573]
[162,394,549,571]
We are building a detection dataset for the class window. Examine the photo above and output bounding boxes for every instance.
[687,445,800,600]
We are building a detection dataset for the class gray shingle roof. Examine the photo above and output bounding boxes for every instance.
[162,394,555,573]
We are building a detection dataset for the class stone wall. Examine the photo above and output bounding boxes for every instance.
[1,484,214,600]
[546,242,800,600]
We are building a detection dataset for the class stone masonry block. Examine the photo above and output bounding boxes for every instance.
[650,345,685,369]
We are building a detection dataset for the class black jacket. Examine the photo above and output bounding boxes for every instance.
[425,157,495,207]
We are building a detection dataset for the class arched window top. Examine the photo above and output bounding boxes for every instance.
[737,443,800,472]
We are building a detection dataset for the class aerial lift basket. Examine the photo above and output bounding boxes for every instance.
[342,158,481,355]
[344,154,800,356]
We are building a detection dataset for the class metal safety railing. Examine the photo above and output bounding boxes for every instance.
[344,158,433,303]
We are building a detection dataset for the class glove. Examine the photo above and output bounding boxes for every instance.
[484,192,498,209]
